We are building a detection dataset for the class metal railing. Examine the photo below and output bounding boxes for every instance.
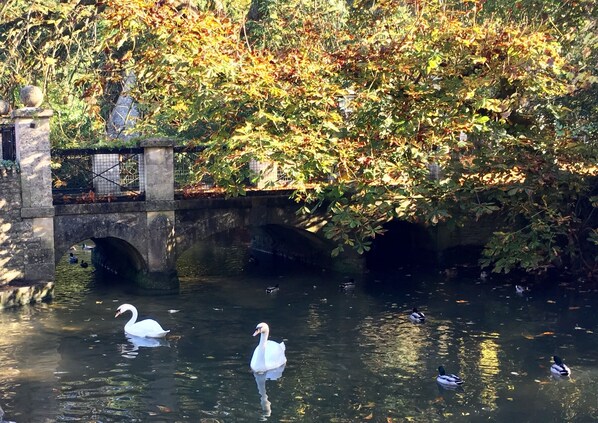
[0,124,16,161]
[173,145,213,192]
[51,144,302,204]
[52,147,145,204]
[174,146,214,190]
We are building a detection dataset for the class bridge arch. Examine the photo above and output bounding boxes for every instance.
[365,220,437,270]
[53,211,150,277]
[89,237,148,276]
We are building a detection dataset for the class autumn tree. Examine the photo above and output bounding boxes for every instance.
[1,0,596,278]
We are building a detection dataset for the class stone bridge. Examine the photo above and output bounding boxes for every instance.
[0,105,355,295]
[1,104,495,303]
[52,193,334,290]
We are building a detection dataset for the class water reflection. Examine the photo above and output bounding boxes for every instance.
[5,248,598,421]
[478,335,500,410]
[119,334,170,359]
[253,364,285,420]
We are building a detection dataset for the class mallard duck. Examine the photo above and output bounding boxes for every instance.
[266,284,279,294]
[551,355,571,377]
[68,252,78,264]
[339,278,356,290]
[409,307,426,323]
[80,260,89,268]
[436,366,463,388]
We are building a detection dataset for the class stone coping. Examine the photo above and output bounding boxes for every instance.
[0,281,54,310]
[11,108,54,119]
[21,206,55,218]
[139,138,176,148]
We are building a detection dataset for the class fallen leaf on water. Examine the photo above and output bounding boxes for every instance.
[569,306,580,310]
[456,300,469,304]
[547,300,556,304]
[364,413,374,420]
[156,405,172,413]
[537,331,555,337]
[522,334,535,340]
[511,372,520,376]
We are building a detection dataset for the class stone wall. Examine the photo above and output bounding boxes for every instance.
[0,169,28,285]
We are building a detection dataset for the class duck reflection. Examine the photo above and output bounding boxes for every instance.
[253,364,286,419]
[119,334,170,359]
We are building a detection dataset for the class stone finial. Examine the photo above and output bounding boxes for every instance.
[20,85,44,108]
[0,99,11,115]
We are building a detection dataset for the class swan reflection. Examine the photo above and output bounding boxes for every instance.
[253,364,285,419]
[119,334,170,359]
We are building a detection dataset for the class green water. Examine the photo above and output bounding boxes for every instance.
[0,246,597,422]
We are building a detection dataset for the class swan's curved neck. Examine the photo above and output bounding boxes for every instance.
[258,330,269,348]
[125,308,138,328]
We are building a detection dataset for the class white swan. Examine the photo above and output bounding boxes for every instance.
[250,322,287,373]
[115,303,170,338]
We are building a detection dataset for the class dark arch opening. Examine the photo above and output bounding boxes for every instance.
[251,224,338,269]
[175,224,359,278]
[365,220,437,271]
[90,237,147,279]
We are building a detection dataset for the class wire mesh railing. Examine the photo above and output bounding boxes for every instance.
[173,145,216,198]
[51,144,303,204]
[52,147,145,204]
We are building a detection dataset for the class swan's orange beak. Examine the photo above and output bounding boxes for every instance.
[115,310,121,318]
[253,328,261,336]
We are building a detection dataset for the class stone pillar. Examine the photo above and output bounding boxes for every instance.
[141,138,174,202]
[138,138,178,290]
[12,89,56,281]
